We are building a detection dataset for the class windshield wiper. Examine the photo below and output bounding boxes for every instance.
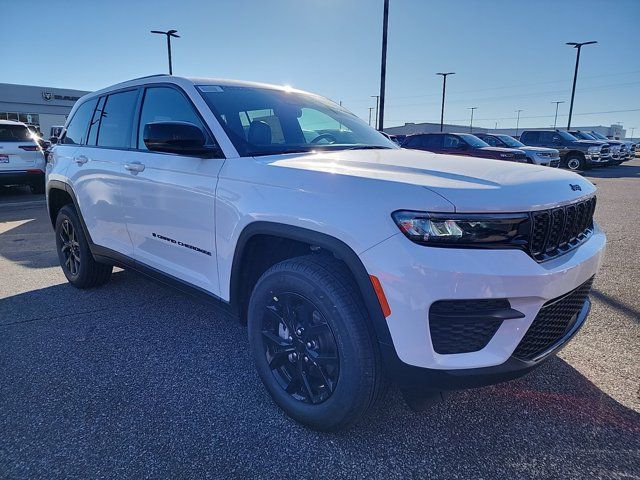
[341,145,395,151]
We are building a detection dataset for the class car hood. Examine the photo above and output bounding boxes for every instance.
[262,148,596,213]
[575,140,607,147]
[477,146,523,154]
[519,146,559,154]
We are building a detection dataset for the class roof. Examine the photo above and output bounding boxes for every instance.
[0,120,26,126]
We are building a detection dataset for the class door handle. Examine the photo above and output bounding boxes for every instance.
[74,155,89,165]
[124,162,146,174]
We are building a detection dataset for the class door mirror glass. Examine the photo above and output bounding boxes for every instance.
[143,121,214,156]
[49,136,59,144]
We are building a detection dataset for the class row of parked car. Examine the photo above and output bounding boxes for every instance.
[393,130,637,171]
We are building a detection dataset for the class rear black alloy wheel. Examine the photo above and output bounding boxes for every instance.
[262,292,339,405]
[55,205,113,288]
[59,218,81,276]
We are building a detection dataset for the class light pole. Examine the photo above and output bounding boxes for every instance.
[377,0,390,131]
[515,109,523,136]
[151,29,180,75]
[630,127,635,140]
[468,107,477,133]
[566,41,597,129]
[436,72,455,132]
[371,95,380,129]
[368,107,374,126]
[552,101,565,129]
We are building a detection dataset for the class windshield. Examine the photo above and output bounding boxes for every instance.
[0,124,32,142]
[557,130,578,141]
[198,85,397,156]
[590,131,609,141]
[496,135,524,148]
[458,134,489,148]
[572,131,597,141]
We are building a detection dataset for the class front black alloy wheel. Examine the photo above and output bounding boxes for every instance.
[248,255,385,432]
[262,292,339,405]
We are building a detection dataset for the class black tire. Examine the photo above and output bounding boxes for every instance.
[247,254,384,432]
[30,181,45,194]
[526,157,534,164]
[565,155,586,171]
[55,205,112,288]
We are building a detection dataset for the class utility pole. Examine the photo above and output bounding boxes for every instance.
[468,107,477,133]
[368,107,374,126]
[371,95,380,129]
[494,121,498,131]
[515,109,523,136]
[552,101,565,129]
[436,72,455,132]
[566,41,597,129]
[630,127,635,140]
[377,0,389,131]
[151,29,180,74]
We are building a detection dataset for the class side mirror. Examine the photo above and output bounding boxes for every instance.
[49,136,59,144]
[143,121,216,156]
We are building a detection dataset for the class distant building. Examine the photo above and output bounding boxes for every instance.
[0,83,89,138]
[385,122,628,140]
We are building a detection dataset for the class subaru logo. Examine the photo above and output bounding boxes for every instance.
[42,91,53,101]
[570,184,582,191]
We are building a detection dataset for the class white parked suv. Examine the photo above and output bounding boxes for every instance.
[46,75,606,431]
[0,120,46,193]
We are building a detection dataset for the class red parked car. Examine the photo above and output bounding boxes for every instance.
[402,132,527,162]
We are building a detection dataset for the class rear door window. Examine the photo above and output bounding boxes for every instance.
[95,90,139,149]
[62,98,98,145]
[521,132,538,144]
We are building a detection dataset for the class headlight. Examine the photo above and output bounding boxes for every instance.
[391,211,530,246]
[588,146,600,153]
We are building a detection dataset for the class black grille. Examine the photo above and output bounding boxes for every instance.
[530,196,596,261]
[429,299,508,354]
[513,277,594,361]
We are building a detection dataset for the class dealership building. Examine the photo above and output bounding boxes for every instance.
[0,83,89,138]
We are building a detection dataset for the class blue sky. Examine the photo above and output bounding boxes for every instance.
[3,0,639,131]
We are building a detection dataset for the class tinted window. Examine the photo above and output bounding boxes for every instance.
[138,87,212,150]
[520,131,537,144]
[539,131,561,144]
[423,135,443,149]
[403,136,423,148]
[63,99,98,145]
[0,124,32,142]
[480,135,500,147]
[96,90,138,148]
[444,135,462,148]
[87,96,106,146]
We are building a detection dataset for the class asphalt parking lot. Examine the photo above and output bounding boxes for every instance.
[1,161,639,480]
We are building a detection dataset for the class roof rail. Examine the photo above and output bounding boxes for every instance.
[127,74,170,82]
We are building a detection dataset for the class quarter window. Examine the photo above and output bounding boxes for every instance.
[96,90,138,148]
[137,87,212,150]
[62,98,98,145]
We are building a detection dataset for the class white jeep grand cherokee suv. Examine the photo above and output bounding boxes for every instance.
[46,75,606,431]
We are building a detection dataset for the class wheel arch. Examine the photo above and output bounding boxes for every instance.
[229,221,394,348]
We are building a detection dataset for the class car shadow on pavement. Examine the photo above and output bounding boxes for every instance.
[586,163,640,179]
[0,204,58,269]
[1,270,638,479]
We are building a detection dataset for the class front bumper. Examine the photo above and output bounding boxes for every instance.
[383,298,589,390]
[359,224,605,376]
[0,169,44,186]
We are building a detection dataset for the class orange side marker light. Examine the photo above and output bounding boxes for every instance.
[370,275,391,318]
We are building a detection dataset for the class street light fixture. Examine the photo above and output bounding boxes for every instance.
[468,107,478,133]
[436,72,455,132]
[566,41,597,129]
[515,109,523,136]
[151,29,180,75]
[552,101,565,129]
